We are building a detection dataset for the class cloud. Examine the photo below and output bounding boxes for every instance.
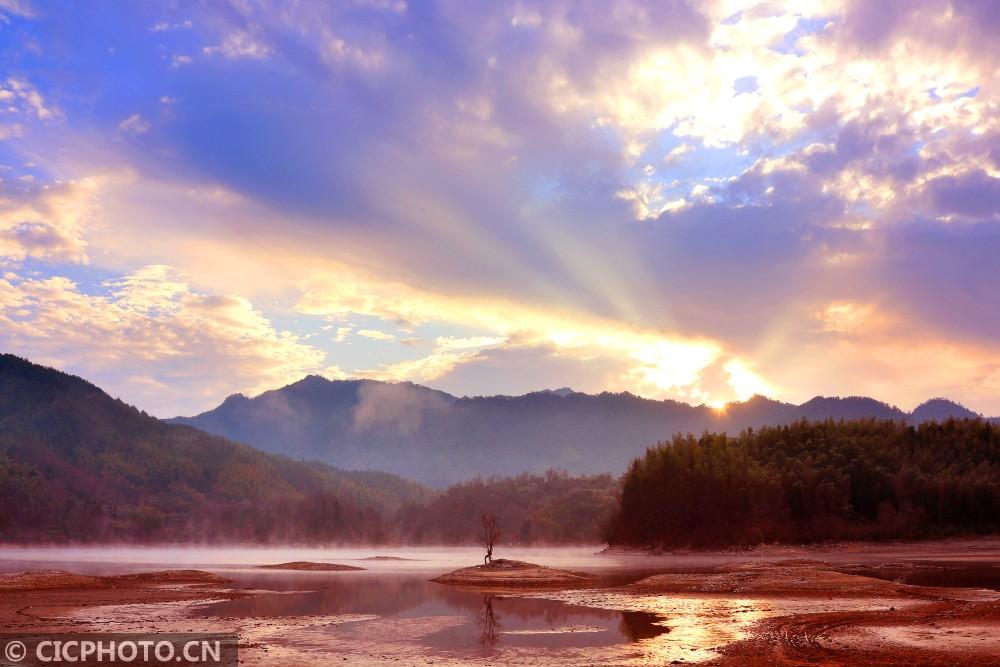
[0,123,24,140]
[838,0,1000,58]
[877,218,1000,343]
[0,0,34,19]
[616,182,687,220]
[435,335,505,350]
[766,319,1000,415]
[2,77,59,121]
[358,344,485,386]
[117,114,151,136]
[150,19,192,32]
[356,328,395,341]
[663,143,693,165]
[351,380,450,435]
[0,177,99,263]
[426,342,626,398]
[0,266,325,416]
[357,335,505,386]
[816,301,881,335]
[203,31,273,60]
[3,0,1000,416]
[924,170,1000,219]
[297,272,746,404]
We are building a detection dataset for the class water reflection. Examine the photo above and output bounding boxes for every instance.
[532,589,770,663]
[837,562,1000,591]
[198,573,670,653]
[478,595,499,648]
[619,610,671,641]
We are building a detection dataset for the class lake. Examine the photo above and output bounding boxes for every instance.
[3,544,1000,665]
[0,546,692,663]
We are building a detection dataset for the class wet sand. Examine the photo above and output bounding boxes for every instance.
[2,541,1000,665]
[0,569,243,634]
[620,560,1000,665]
[432,558,597,588]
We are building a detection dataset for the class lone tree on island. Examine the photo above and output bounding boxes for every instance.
[480,513,499,565]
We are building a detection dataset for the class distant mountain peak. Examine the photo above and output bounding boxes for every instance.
[531,387,576,397]
[802,394,891,405]
[915,397,973,409]
[911,398,980,423]
[733,393,776,405]
[220,392,250,405]
[287,374,333,389]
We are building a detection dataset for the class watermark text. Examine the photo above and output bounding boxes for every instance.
[1,634,236,666]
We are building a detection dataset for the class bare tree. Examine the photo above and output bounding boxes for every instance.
[479,513,499,565]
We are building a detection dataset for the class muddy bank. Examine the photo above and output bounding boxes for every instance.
[628,560,953,598]
[257,561,364,571]
[0,568,229,591]
[433,559,597,588]
[620,560,1000,666]
[600,538,1000,567]
[0,568,244,635]
[714,598,1000,666]
[0,570,107,591]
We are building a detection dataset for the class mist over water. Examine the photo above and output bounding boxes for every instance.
[0,545,618,576]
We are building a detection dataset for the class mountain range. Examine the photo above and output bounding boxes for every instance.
[0,354,427,542]
[2,352,997,543]
[172,375,994,486]
[0,354,616,544]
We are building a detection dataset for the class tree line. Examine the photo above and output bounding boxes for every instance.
[606,418,1000,548]
[395,470,619,545]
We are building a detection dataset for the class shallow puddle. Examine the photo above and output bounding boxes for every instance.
[838,562,1000,591]
[197,575,670,653]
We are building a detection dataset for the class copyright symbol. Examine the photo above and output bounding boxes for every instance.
[4,640,26,662]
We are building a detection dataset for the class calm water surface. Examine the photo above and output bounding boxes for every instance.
[196,573,668,651]
[0,547,673,655]
[839,562,1000,591]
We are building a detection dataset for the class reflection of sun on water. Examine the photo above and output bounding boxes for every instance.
[524,591,768,664]
[634,596,764,663]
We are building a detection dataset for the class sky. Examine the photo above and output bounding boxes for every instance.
[0,0,998,417]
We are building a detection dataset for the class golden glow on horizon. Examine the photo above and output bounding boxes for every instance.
[298,274,740,403]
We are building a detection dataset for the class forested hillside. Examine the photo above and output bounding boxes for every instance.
[607,419,1000,548]
[0,355,617,545]
[0,355,428,543]
[396,471,619,544]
